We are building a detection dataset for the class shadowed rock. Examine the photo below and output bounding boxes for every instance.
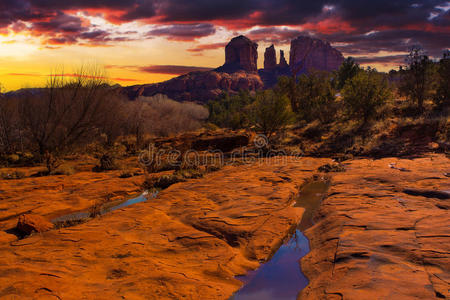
[279,50,288,68]
[403,188,450,199]
[264,45,277,70]
[289,36,344,75]
[216,35,258,73]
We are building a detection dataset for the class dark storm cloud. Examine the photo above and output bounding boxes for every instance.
[156,0,259,22]
[247,27,303,44]
[147,24,216,40]
[32,12,85,33]
[0,0,448,63]
[321,29,450,58]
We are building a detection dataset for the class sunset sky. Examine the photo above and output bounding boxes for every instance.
[0,0,449,91]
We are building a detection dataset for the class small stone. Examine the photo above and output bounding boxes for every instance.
[17,214,53,235]
[428,142,439,150]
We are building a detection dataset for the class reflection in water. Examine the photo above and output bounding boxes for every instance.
[231,230,309,300]
[231,179,329,300]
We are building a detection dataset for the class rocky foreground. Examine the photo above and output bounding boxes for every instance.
[0,155,448,299]
[0,157,327,299]
[301,154,450,299]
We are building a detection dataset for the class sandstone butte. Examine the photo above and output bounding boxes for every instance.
[123,35,344,102]
[0,154,448,299]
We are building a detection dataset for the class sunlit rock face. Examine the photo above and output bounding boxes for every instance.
[124,70,263,102]
[289,36,344,75]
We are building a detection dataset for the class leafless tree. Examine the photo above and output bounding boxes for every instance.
[0,97,18,155]
[18,66,117,173]
[125,99,153,150]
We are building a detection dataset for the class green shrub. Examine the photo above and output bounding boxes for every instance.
[399,47,438,111]
[434,50,450,107]
[334,57,361,90]
[208,91,255,129]
[342,70,392,124]
[249,90,294,138]
[296,71,337,123]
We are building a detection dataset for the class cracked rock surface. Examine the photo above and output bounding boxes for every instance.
[300,154,450,300]
[0,158,327,299]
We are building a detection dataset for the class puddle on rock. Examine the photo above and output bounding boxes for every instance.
[231,177,330,300]
[52,190,158,228]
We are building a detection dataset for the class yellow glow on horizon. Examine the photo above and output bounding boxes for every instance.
[0,28,404,92]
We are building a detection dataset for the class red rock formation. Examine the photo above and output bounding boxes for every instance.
[264,45,277,70]
[289,36,344,75]
[125,70,263,102]
[279,50,288,68]
[216,35,258,73]
[122,35,345,101]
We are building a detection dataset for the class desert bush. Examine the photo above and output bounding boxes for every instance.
[334,57,361,90]
[93,153,119,172]
[399,47,438,111]
[434,50,450,108]
[125,95,209,147]
[295,71,337,123]
[248,90,294,138]
[208,91,254,129]
[342,69,392,124]
[143,94,209,137]
[275,76,300,113]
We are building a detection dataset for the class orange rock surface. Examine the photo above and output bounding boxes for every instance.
[0,157,327,299]
[0,155,448,299]
[300,154,450,299]
[0,167,144,232]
